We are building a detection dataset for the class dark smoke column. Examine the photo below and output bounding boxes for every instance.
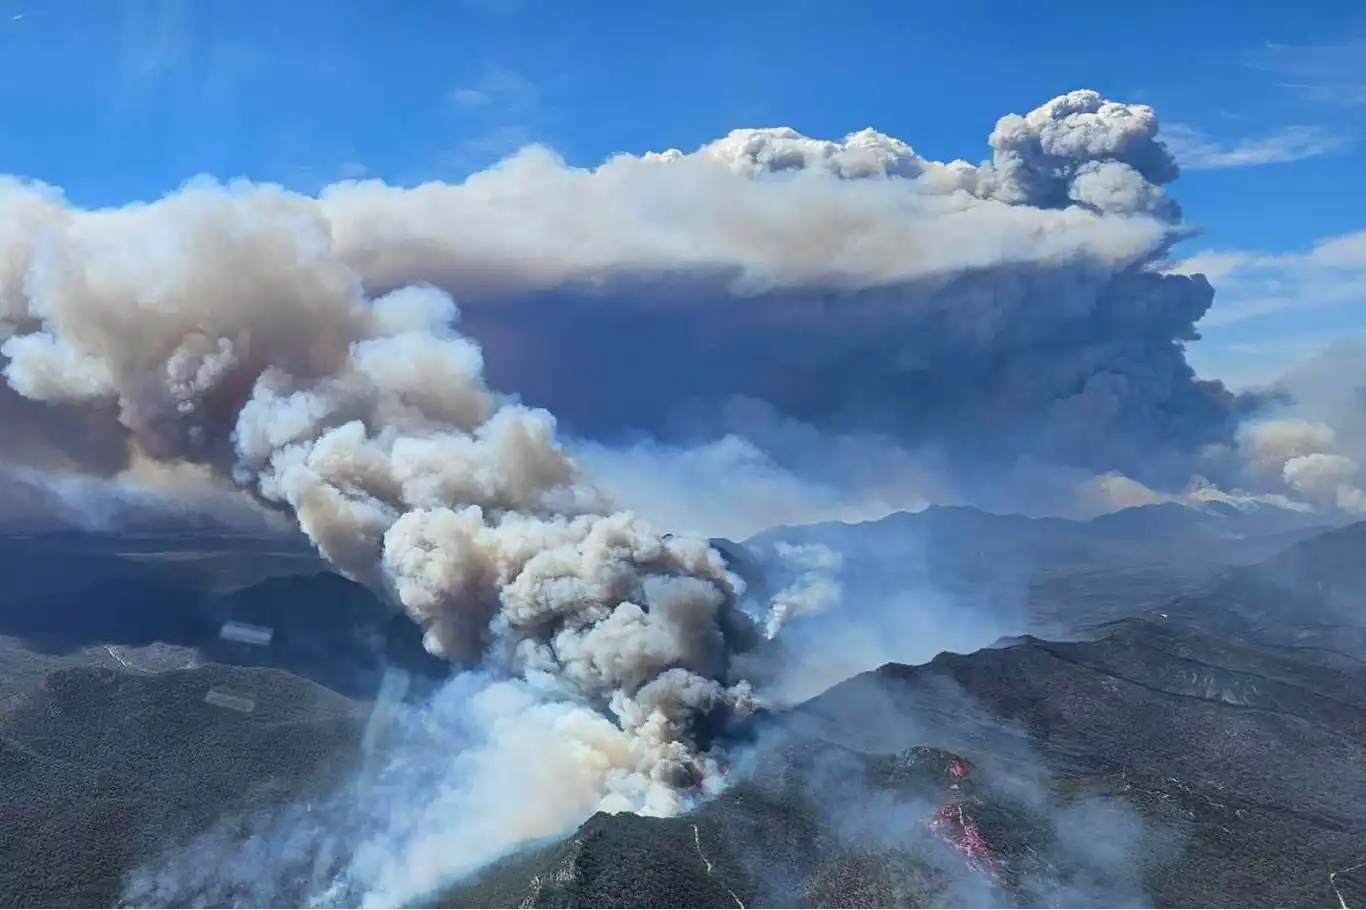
[336,90,1229,489]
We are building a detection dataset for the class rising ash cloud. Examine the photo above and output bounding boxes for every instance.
[1,89,1234,504]
[325,89,1231,489]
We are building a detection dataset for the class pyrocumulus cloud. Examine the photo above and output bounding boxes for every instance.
[0,88,1303,901]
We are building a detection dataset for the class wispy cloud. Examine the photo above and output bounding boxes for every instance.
[1168,229,1366,328]
[109,0,194,121]
[449,66,540,116]
[444,66,544,172]
[1161,122,1352,170]
[1176,229,1366,388]
[1247,37,1366,106]
[1186,327,1366,391]
[452,87,493,109]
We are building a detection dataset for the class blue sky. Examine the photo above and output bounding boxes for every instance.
[0,0,1362,388]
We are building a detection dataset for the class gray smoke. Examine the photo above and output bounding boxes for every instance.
[0,179,764,892]
[312,89,1227,490]
[0,88,1247,899]
[0,91,1232,498]
[1234,343,1366,515]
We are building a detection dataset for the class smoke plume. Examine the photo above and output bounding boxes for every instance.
[3,89,1234,507]
[0,88,1265,898]
[1234,343,1366,515]
[316,89,1230,490]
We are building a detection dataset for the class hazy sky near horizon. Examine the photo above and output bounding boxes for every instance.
[0,0,1362,390]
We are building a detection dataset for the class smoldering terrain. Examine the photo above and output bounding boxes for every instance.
[0,88,1364,909]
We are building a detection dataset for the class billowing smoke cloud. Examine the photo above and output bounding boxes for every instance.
[313,89,1228,489]
[1,90,1233,505]
[1234,343,1366,515]
[0,181,768,889]
[5,247,760,789]
[0,89,1254,898]
[760,541,844,639]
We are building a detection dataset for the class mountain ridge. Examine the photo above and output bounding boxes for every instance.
[0,507,1361,906]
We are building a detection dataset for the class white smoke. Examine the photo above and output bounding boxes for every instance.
[1,89,1231,503]
[7,261,757,789]
[1234,344,1366,515]
[343,674,739,907]
[0,181,763,900]
[0,88,1307,900]
[763,542,845,639]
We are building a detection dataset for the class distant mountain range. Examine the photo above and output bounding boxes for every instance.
[743,499,1331,581]
[720,501,1337,685]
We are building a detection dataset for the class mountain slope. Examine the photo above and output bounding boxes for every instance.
[0,663,366,908]
[797,618,1366,907]
[1161,521,1366,659]
[439,617,1366,908]
[433,734,1121,909]
[5,611,1364,906]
